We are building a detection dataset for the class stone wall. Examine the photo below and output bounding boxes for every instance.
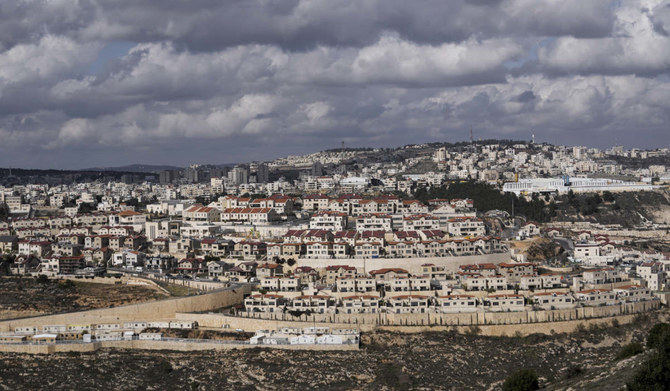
[147,274,227,291]
[293,252,510,274]
[0,339,358,354]
[380,313,645,336]
[59,275,131,285]
[178,300,661,334]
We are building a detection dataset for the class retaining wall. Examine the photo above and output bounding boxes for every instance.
[178,300,660,334]
[0,339,357,354]
[0,285,252,332]
[294,252,510,274]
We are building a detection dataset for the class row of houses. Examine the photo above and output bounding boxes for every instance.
[249,327,359,345]
[244,285,654,315]
[11,320,198,337]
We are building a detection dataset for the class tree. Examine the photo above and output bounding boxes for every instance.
[36,274,50,284]
[0,203,9,220]
[646,323,670,350]
[502,369,539,391]
[616,342,644,360]
[627,322,670,390]
[412,181,556,222]
[204,255,220,262]
[78,203,94,214]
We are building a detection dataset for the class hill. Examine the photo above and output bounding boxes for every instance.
[0,310,666,390]
[81,164,182,173]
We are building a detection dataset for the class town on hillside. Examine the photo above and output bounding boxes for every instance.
[0,140,669,346]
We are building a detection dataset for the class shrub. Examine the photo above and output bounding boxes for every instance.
[632,313,650,325]
[36,274,49,284]
[158,360,173,374]
[646,323,670,350]
[627,323,670,390]
[565,365,583,379]
[57,279,75,290]
[502,369,539,391]
[616,342,644,360]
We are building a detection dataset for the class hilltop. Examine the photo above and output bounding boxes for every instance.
[80,164,183,173]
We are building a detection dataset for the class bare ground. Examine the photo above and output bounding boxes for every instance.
[0,310,666,390]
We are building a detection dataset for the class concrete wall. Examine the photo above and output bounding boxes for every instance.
[0,342,101,354]
[0,285,252,332]
[147,274,227,291]
[59,276,131,285]
[179,300,660,333]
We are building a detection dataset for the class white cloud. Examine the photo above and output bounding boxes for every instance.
[0,0,668,167]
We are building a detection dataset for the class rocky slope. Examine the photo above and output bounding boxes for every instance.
[0,312,666,390]
[0,277,166,319]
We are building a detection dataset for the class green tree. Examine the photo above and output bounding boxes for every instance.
[0,203,9,220]
[502,369,539,391]
[646,323,670,350]
[627,323,670,390]
[413,181,556,222]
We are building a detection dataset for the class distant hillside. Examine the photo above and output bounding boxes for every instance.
[81,164,182,173]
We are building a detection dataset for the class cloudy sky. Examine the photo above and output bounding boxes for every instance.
[1,0,670,169]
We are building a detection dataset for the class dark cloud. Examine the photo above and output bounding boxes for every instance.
[0,1,668,169]
[514,90,536,102]
[0,0,616,52]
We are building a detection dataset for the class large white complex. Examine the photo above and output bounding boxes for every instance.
[503,176,657,195]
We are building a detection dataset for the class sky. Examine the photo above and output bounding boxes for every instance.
[1,0,670,169]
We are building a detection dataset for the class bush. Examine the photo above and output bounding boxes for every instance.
[627,352,670,390]
[36,274,49,284]
[627,323,670,390]
[646,323,670,350]
[158,360,173,374]
[502,369,539,391]
[57,279,75,290]
[565,365,583,379]
[616,342,644,360]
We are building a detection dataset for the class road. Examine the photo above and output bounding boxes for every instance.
[553,237,574,253]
